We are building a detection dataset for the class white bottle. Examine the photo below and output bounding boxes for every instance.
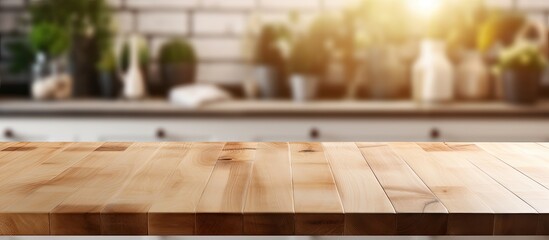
[122,35,146,100]
[413,39,454,103]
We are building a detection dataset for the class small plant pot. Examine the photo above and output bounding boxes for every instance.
[290,74,318,102]
[255,65,280,99]
[502,69,541,105]
[161,63,196,94]
[99,71,120,99]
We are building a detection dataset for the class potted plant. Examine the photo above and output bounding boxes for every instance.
[477,10,527,99]
[97,48,119,99]
[288,36,323,102]
[496,42,547,104]
[158,39,197,95]
[29,0,114,97]
[253,24,288,99]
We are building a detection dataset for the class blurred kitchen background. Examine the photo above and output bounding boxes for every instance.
[2,0,549,142]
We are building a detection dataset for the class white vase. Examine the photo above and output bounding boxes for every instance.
[122,35,146,100]
[456,50,490,100]
[412,39,454,103]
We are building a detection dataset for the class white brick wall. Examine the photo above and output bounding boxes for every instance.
[0,0,25,7]
[4,0,549,86]
[193,12,248,35]
[137,12,188,35]
[115,12,134,34]
[126,0,199,9]
[0,12,19,32]
[197,63,250,84]
[201,0,256,9]
[260,0,319,10]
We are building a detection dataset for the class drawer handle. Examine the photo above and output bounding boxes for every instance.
[310,127,320,140]
[4,128,14,139]
[156,128,166,139]
[430,128,440,139]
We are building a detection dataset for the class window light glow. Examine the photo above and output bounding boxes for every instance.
[408,0,441,18]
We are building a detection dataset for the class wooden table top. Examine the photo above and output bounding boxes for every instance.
[1,142,549,236]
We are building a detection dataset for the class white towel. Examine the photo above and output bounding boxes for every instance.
[169,84,231,108]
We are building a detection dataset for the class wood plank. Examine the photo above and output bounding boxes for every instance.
[423,143,538,235]
[478,143,549,193]
[0,143,101,197]
[390,143,495,235]
[356,142,448,235]
[0,142,16,151]
[477,143,549,234]
[243,142,294,235]
[100,142,191,235]
[289,142,344,235]
[148,142,224,235]
[0,142,74,235]
[0,142,70,183]
[49,142,159,235]
[446,143,549,235]
[196,142,257,235]
[322,142,396,235]
[0,142,101,235]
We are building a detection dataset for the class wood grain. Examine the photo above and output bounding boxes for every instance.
[148,142,224,235]
[477,143,549,234]
[0,142,546,236]
[243,142,294,235]
[290,142,344,235]
[356,143,448,235]
[196,142,257,235]
[50,142,159,235]
[428,143,538,235]
[322,142,395,235]
[389,143,494,235]
[100,142,189,235]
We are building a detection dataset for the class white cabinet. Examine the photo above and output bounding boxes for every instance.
[1,117,548,142]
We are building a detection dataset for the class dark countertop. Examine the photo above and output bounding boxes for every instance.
[1,99,549,118]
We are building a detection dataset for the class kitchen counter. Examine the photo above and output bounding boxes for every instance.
[0,142,548,235]
[2,99,549,118]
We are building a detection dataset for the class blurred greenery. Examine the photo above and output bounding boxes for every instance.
[159,39,196,65]
[496,42,547,72]
[477,10,526,52]
[254,24,289,66]
[29,0,113,53]
[7,0,113,74]
[97,49,117,72]
[29,23,70,57]
[6,41,34,73]
[288,35,324,75]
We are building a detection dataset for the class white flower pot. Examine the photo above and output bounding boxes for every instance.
[290,74,318,102]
